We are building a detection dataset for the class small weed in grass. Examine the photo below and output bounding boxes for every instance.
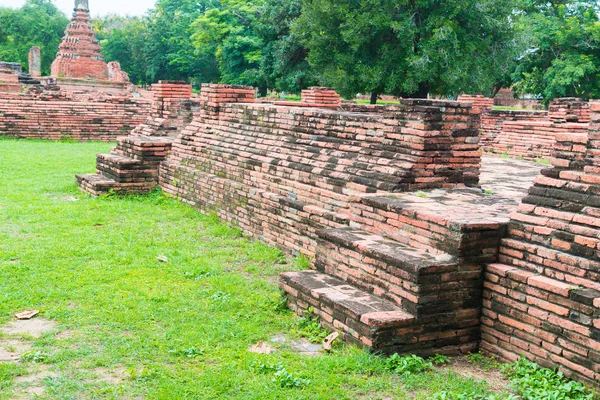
[295,254,312,270]
[535,157,551,165]
[467,352,500,371]
[169,346,204,358]
[293,307,330,343]
[385,354,432,375]
[20,350,51,363]
[502,356,594,400]
[253,362,310,388]
[430,354,451,365]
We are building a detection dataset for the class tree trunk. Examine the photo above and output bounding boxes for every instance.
[413,82,429,98]
[259,86,268,98]
[370,92,378,105]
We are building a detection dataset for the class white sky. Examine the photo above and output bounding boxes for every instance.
[0,0,156,17]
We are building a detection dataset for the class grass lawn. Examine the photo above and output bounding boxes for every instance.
[0,139,571,399]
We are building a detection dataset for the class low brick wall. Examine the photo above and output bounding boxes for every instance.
[480,104,600,387]
[159,84,481,255]
[0,93,150,141]
[458,96,590,160]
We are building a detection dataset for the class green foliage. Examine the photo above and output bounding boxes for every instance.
[295,254,312,270]
[385,354,433,375]
[292,0,519,99]
[430,354,451,365]
[254,0,316,93]
[0,0,68,75]
[467,352,501,371]
[511,0,600,103]
[502,357,594,400]
[253,362,310,388]
[293,307,330,343]
[191,0,264,89]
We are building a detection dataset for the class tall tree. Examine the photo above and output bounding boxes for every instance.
[293,0,518,102]
[511,0,600,103]
[0,0,68,76]
[254,0,316,93]
[191,0,265,92]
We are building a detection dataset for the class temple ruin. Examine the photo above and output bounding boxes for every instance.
[71,83,600,387]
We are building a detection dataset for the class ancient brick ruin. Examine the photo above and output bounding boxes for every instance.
[51,0,108,80]
[0,63,21,93]
[28,47,41,78]
[462,96,590,160]
[0,90,149,141]
[72,84,599,387]
[481,102,600,387]
[76,81,195,195]
[50,0,128,84]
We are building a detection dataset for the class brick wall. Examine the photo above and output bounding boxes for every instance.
[131,81,197,137]
[480,101,600,387]
[0,93,150,141]
[476,98,589,160]
[159,84,481,255]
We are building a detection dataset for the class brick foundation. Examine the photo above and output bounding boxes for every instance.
[0,93,150,141]
[76,82,195,196]
[480,102,600,387]
[462,97,590,160]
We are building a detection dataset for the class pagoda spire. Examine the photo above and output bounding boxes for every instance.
[74,0,89,11]
[50,0,109,79]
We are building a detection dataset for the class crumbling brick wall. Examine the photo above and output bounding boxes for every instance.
[159,84,481,255]
[0,93,150,141]
[481,101,600,387]
[459,96,590,160]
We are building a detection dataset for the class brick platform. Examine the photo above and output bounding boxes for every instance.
[471,97,590,160]
[77,136,174,195]
[480,102,600,387]
[77,82,194,196]
[0,93,149,141]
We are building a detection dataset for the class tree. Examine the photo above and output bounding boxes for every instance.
[0,0,68,76]
[254,0,316,93]
[292,0,518,102]
[191,0,265,92]
[511,0,600,103]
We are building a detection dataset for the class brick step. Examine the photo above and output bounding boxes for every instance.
[348,188,512,263]
[279,270,416,350]
[76,174,157,196]
[113,136,174,161]
[314,227,486,318]
[482,263,599,384]
[96,154,159,183]
[280,270,480,356]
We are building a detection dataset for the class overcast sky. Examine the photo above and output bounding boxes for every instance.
[0,0,156,17]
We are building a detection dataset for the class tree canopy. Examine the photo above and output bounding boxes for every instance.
[0,0,68,76]
[1,0,600,103]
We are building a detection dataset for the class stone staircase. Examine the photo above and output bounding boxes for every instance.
[280,188,514,356]
[76,136,173,196]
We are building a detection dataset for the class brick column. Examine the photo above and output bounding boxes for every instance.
[549,98,590,123]
[301,87,341,109]
[28,47,41,78]
[457,94,494,114]
[151,81,193,119]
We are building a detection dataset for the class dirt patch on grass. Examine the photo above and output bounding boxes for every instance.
[1,318,58,338]
[442,357,511,393]
[93,366,128,385]
[0,339,32,362]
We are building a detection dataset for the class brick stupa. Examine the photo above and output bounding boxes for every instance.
[50,0,109,80]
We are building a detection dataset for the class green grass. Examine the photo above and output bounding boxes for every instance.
[0,139,589,399]
[492,106,542,111]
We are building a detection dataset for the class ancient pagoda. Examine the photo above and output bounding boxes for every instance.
[50,0,109,80]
